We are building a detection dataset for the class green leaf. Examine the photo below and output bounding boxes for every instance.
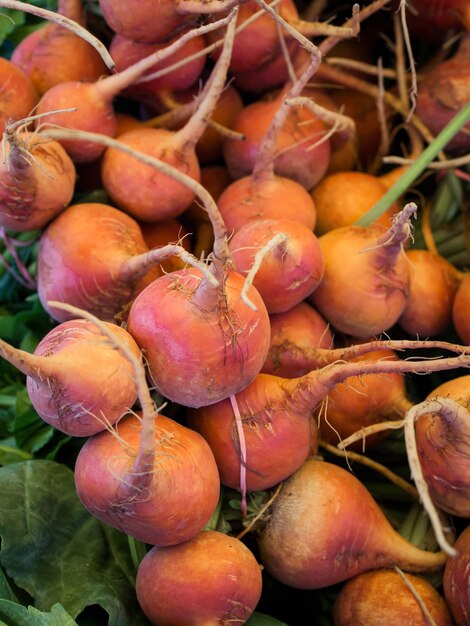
[12,391,54,454]
[0,568,17,603]
[245,613,290,626]
[0,460,151,626]
[0,601,78,626]
[0,10,25,46]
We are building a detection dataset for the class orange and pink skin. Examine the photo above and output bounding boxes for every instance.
[229,218,325,313]
[37,203,161,323]
[335,569,454,626]
[187,372,317,491]
[262,301,333,378]
[398,249,460,338]
[0,58,39,132]
[310,224,410,338]
[11,21,109,95]
[26,320,139,437]
[415,375,470,517]
[36,81,117,162]
[207,0,298,75]
[136,530,262,626]
[217,174,317,235]
[109,33,207,98]
[101,127,200,222]
[259,459,446,590]
[223,98,331,189]
[0,132,76,231]
[318,349,411,448]
[98,0,188,43]
[126,269,271,408]
[74,414,221,546]
[444,524,470,626]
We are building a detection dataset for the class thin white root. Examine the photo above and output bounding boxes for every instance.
[403,397,460,557]
[241,233,289,310]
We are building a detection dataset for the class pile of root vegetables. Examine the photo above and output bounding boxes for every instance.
[1,0,470,624]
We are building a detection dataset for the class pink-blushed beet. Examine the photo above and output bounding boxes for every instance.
[444,524,470,625]
[36,202,162,323]
[223,96,331,189]
[101,127,200,221]
[109,32,207,101]
[74,413,220,545]
[126,269,271,408]
[11,0,109,94]
[258,459,447,589]
[23,320,139,436]
[217,174,317,235]
[415,375,470,517]
[0,58,39,132]
[187,372,318,492]
[0,130,76,231]
[262,301,333,378]
[136,530,263,626]
[334,569,454,626]
[416,35,470,154]
[98,0,188,43]
[229,218,324,313]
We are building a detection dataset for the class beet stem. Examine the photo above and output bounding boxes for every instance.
[94,11,236,102]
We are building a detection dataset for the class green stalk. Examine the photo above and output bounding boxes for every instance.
[356,102,470,226]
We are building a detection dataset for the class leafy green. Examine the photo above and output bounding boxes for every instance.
[0,601,78,626]
[0,460,150,626]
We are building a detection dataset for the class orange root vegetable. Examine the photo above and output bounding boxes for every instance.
[223,54,331,190]
[34,12,234,162]
[188,349,470,492]
[258,459,447,589]
[398,249,461,338]
[207,0,298,75]
[217,173,317,234]
[262,301,333,378]
[223,92,331,189]
[100,14,237,220]
[98,0,190,43]
[416,34,470,154]
[0,128,75,231]
[311,170,399,235]
[443,524,470,626]
[334,569,454,626]
[218,57,321,238]
[187,373,318,491]
[452,273,470,344]
[0,58,39,132]
[75,412,221,545]
[109,31,207,100]
[413,376,470,518]
[11,0,109,94]
[229,218,324,313]
[136,530,263,625]
[318,349,412,448]
[310,203,415,338]
[36,202,216,322]
[126,269,271,408]
[0,319,139,437]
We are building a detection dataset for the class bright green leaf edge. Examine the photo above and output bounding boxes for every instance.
[356,101,470,226]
